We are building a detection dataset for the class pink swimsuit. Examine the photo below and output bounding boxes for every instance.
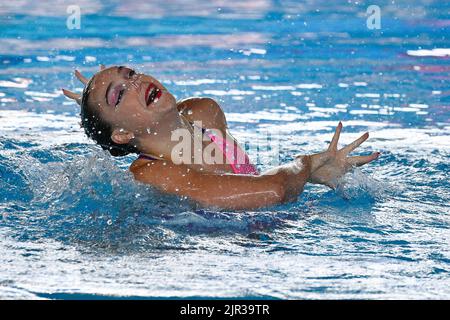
[138,125,259,175]
[203,128,259,175]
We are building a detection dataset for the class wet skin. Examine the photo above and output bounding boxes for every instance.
[64,66,380,210]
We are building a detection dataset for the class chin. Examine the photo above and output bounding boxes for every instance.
[158,91,177,112]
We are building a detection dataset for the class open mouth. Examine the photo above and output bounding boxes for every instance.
[145,83,162,107]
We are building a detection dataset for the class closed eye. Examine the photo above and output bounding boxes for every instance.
[114,69,135,105]
[115,88,125,107]
[108,85,126,107]
[106,68,135,107]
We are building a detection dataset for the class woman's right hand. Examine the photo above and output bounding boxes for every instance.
[308,122,380,189]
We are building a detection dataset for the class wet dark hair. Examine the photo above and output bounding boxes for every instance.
[80,77,139,157]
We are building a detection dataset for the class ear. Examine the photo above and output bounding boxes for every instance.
[111,128,134,145]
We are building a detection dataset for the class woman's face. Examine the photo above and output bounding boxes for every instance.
[86,66,177,137]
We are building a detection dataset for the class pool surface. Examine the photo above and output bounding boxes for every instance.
[0,0,449,299]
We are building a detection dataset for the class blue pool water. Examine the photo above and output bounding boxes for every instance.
[0,1,449,299]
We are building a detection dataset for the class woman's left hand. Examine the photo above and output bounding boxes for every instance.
[309,122,380,189]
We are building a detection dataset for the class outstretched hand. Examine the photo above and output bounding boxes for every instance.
[309,122,380,189]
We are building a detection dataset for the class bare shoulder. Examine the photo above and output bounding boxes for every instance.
[177,96,220,110]
[177,97,227,130]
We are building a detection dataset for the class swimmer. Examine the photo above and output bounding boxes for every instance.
[62,65,380,210]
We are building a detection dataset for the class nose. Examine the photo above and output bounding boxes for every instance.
[130,75,142,90]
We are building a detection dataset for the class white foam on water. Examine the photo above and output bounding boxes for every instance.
[406,48,450,57]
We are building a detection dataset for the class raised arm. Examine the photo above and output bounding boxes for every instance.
[130,155,313,210]
[129,123,378,210]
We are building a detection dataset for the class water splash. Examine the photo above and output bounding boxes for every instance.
[335,167,395,201]
[0,140,291,252]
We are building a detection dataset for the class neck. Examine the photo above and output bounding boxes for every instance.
[136,108,192,159]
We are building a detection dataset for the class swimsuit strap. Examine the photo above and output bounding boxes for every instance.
[203,128,259,175]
